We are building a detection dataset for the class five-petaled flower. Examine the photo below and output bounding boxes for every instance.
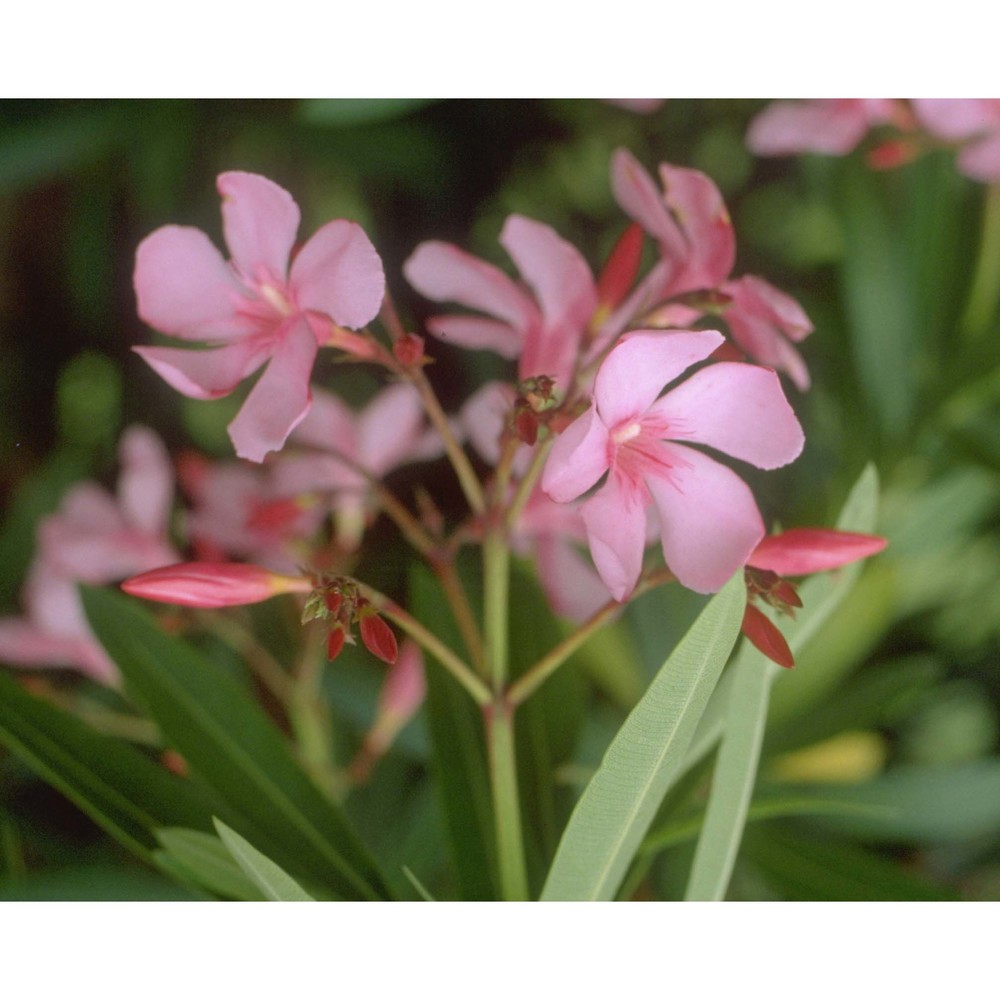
[542,329,804,599]
[133,171,386,463]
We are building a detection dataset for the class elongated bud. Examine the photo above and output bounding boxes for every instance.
[596,223,644,312]
[122,561,312,608]
[748,528,887,577]
[359,611,398,664]
[327,624,347,662]
[742,603,794,669]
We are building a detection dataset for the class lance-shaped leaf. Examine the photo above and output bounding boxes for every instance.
[541,572,745,901]
[215,818,316,902]
[81,585,390,900]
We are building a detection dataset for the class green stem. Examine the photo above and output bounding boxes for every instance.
[361,584,491,705]
[486,699,529,901]
[961,183,1000,340]
[508,567,675,708]
[288,629,342,798]
[482,527,510,691]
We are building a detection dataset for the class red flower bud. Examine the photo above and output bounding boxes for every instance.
[359,613,398,665]
[393,332,426,367]
[749,528,887,577]
[597,223,643,311]
[326,625,347,662]
[742,603,795,669]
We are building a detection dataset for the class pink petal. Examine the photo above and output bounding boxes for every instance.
[727,275,813,343]
[646,443,764,593]
[594,329,723,427]
[542,404,610,503]
[957,133,1000,183]
[228,317,319,462]
[358,383,427,475]
[610,148,686,259]
[748,528,887,576]
[911,99,1000,142]
[499,215,598,333]
[134,226,252,341]
[134,338,272,400]
[290,387,358,454]
[746,100,874,156]
[534,533,612,622]
[0,618,116,683]
[404,241,536,330]
[658,164,736,291]
[117,425,174,538]
[646,362,804,470]
[459,381,515,466]
[424,315,523,359]
[217,172,300,284]
[580,472,649,602]
[272,453,359,495]
[291,220,385,329]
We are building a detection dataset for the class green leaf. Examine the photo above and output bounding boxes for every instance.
[81,586,390,901]
[0,670,214,863]
[215,819,315,902]
[155,828,265,901]
[409,562,498,900]
[541,573,745,901]
[299,99,436,127]
[682,464,883,900]
[799,760,1000,843]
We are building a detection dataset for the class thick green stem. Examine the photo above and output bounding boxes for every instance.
[482,527,510,690]
[486,699,529,901]
[961,183,1000,340]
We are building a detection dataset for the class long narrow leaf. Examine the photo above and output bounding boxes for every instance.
[82,585,390,901]
[541,573,745,901]
[0,670,213,862]
[683,465,881,900]
[155,828,265,901]
[215,819,315,902]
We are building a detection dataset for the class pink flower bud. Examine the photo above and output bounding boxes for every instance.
[121,561,312,608]
[596,222,644,312]
[741,603,795,669]
[748,528,887,577]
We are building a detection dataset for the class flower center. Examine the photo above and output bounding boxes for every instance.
[258,282,295,317]
[611,420,643,446]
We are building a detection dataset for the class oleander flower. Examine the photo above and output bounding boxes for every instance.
[134,171,385,462]
[404,214,598,394]
[542,329,804,598]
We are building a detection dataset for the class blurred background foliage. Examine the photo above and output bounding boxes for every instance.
[0,98,998,900]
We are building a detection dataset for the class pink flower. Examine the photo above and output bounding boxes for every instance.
[121,561,312,608]
[0,426,179,684]
[541,330,804,598]
[403,214,598,394]
[272,384,442,550]
[134,172,386,462]
[608,149,814,389]
[746,99,900,157]
[911,99,1000,182]
[178,453,324,574]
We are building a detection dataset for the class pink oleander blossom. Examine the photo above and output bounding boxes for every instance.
[608,149,814,390]
[746,99,901,157]
[134,171,386,462]
[178,452,324,574]
[542,330,804,598]
[911,99,1000,182]
[273,384,442,551]
[0,426,179,684]
[403,214,598,394]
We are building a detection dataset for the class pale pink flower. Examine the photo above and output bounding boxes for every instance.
[542,330,804,598]
[608,149,814,390]
[178,453,324,574]
[0,426,179,684]
[911,99,1000,182]
[134,172,385,462]
[403,214,598,394]
[272,384,442,550]
[746,99,900,157]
